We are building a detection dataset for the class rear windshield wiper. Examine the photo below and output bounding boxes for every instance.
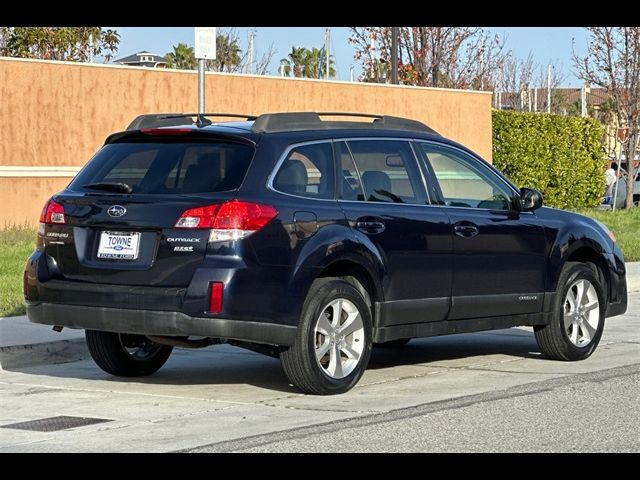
[82,182,133,194]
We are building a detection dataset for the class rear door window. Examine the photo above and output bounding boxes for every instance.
[345,140,426,204]
[70,142,255,194]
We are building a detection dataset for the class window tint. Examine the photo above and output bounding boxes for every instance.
[336,142,364,201]
[419,143,513,210]
[347,140,425,204]
[70,142,254,194]
[272,143,335,199]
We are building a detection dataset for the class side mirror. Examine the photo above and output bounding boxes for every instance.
[520,188,544,211]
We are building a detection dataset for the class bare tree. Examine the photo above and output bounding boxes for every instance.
[534,60,567,113]
[496,52,536,111]
[349,27,507,89]
[574,27,640,209]
[252,42,277,76]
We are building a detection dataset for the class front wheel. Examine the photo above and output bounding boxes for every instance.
[85,330,173,377]
[281,278,373,395]
[535,262,605,361]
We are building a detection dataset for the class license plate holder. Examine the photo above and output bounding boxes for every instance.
[97,231,141,260]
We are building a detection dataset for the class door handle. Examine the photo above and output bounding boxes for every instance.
[453,222,479,238]
[356,217,386,234]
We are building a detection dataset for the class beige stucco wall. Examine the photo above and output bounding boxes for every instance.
[0,57,492,226]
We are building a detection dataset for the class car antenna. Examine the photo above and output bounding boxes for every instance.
[196,114,212,128]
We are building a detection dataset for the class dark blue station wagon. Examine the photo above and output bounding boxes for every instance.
[25,112,628,394]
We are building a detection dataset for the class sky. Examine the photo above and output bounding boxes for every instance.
[106,27,590,87]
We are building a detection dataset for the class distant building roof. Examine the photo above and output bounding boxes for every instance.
[114,51,167,68]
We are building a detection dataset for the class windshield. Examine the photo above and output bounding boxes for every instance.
[69,142,255,194]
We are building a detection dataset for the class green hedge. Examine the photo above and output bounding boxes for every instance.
[492,110,605,209]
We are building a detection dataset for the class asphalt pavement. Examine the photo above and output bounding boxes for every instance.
[0,289,638,452]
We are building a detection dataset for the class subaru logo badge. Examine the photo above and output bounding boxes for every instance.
[107,205,127,217]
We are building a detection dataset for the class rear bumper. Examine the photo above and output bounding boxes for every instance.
[26,302,296,346]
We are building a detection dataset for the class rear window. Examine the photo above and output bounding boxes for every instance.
[69,142,254,194]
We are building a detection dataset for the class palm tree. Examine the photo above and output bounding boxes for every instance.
[280,46,336,79]
[165,43,196,70]
[280,47,307,77]
[210,32,242,72]
[302,47,336,79]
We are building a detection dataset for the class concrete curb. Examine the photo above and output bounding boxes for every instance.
[0,338,88,371]
[2,262,638,370]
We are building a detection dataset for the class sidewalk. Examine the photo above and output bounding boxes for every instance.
[2,262,639,370]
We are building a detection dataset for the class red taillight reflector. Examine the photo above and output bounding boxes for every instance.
[209,282,224,314]
[141,128,192,136]
[39,199,65,224]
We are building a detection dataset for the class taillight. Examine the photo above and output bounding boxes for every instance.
[175,200,278,242]
[208,282,224,314]
[174,204,219,229]
[39,199,65,224]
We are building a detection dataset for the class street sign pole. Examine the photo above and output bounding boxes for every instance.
[197,59,205,114]
[194,27,216,115]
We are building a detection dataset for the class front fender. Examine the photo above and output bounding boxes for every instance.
[541,209,614,292]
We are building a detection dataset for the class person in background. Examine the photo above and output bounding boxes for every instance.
[605,162,619,197]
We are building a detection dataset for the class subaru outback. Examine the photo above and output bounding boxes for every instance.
[24,112,628,394]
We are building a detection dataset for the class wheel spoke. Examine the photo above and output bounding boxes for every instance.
[569,321,579,345]
[316,338,331,361]
[563,311,576,330]
[341,343,360,360]
[316,313,334,336]
[331,300,344,329]
[581,317,597,340]
[327,343,343,378]
[339,311,362,337]
[575,280,586,306]
[583,300,598,313]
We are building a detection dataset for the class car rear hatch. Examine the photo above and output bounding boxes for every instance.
[40,129,256,287]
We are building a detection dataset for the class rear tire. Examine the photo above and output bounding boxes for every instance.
[281,278,372,395]
[534,262,605,361]
[85,330,173,377]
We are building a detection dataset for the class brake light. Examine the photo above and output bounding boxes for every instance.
[208,282,224,314]
[174,200,278,241]
[141,128,191,136]
[39,199,65,224]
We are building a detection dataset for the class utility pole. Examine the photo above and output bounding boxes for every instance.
[248,30,256,74]
[391,27,399,85]
[324,28,331,79]
[369,31,376,80]
[547,64,552,114]
[581,84,587,117]
[350,65,354,82]
[534,87,538,112]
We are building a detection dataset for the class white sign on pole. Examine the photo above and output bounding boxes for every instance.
[195,27,216,60]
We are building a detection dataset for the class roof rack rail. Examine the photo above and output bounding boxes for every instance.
[126,113,258,131]
[251,112,438,135]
